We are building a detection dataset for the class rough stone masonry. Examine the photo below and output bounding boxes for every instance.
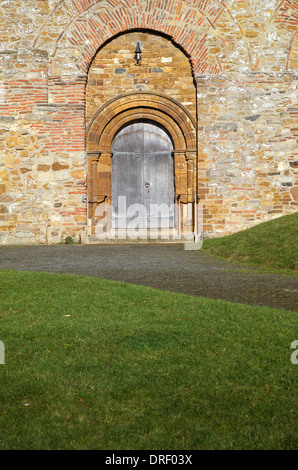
[0,0,297,244]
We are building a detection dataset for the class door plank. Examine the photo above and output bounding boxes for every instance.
[111,122,174,228]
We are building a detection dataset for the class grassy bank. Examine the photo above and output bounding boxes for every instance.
[202,213,298,271]
[0,270,297,450]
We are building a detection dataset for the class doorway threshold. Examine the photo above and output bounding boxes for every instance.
[87,236,185,245]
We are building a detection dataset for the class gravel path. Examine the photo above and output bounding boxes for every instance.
[0,244,297,311]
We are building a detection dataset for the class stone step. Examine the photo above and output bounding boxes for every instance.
[87,236,186,245]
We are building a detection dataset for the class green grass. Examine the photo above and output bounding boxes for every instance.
[0,270,297,450]
[202,213,298,271]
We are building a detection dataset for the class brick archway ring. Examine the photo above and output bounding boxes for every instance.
[86,92,197,154]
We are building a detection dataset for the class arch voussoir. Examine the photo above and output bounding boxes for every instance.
[86,92,196,153]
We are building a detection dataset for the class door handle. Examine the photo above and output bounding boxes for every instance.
[145,182,150,189]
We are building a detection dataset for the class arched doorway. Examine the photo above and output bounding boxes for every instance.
[111,121,175,229]
[86,92,197,238]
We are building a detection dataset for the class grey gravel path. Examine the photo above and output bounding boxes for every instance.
[0,244,297,311]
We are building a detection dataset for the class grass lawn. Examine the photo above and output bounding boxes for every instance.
[0,270,297,450]
[202,213,298,271]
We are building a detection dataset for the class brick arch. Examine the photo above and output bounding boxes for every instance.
[32,0,298,78]
[287,30,298,70]
[86,92,197,153]
[33,0,231,77]
[273,0,298,71]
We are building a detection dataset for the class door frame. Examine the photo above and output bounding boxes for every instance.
[86,92,197,236]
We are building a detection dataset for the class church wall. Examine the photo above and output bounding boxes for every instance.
[0,0,297,244]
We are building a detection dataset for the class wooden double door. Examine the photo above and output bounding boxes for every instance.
[111,121,175,228]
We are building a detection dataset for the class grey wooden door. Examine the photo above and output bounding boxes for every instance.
[111,122,174,228]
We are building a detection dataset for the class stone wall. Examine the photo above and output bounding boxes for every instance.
[197,73,298,235]
[0,0,297,244]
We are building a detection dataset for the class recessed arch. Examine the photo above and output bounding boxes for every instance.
[86,91,197,154]
[86,91,197,235]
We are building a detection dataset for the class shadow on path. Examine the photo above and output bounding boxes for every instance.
[0,244,297,311]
